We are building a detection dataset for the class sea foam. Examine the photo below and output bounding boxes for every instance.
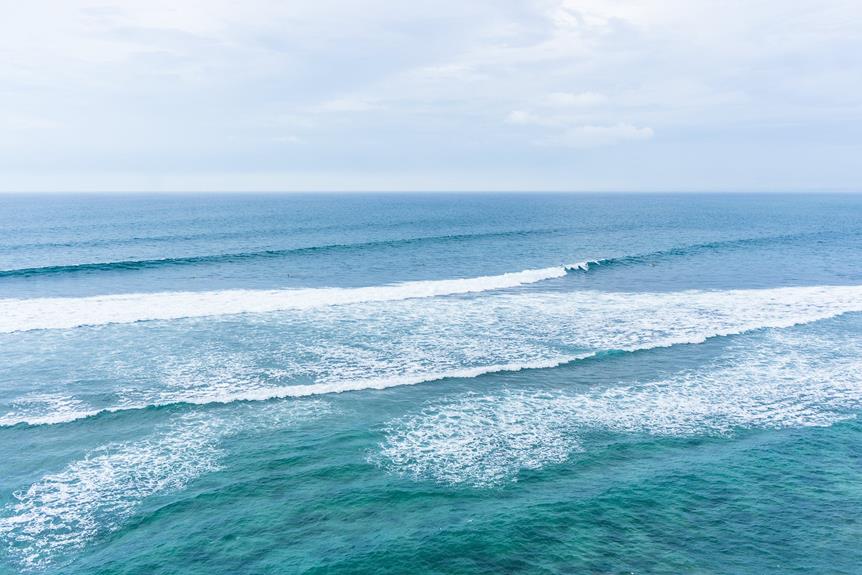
[0,400,331,569]
[3,284,862,427]
[379,328,862,486]
[0,264,588,333]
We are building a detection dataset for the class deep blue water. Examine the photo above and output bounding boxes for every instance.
[1,193,861,574]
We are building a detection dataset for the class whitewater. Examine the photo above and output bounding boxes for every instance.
[0,262,599,333]
[3,281,862,427]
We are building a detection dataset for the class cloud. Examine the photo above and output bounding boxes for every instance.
[505,102,652,148]
[504,109,571,127]
[546,91,607,107]
[314,98,381,112]
[271,135,303,144]
[0,0,861,190]
[505,110,538,125]
[504,90,608,129]
[539,123,654,148]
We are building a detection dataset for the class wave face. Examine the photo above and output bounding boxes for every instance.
[564,232,820,272]
[3,228,842,287]
[379,326,862,486]
[3,284,862,427]
[0,229,555,278]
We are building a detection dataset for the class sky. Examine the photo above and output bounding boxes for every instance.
[1,0,861,192]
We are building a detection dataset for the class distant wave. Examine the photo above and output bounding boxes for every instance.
[563,232,838,274]
[0,229,554,278]
[0,263,592,333]
[2,229,837,279]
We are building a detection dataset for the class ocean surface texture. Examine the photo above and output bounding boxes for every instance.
[1,193,861,575]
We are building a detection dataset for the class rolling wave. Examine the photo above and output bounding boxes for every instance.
[565,231,850,273]
[0,264,587,333]
[0,229,552,278]
[2,229,842,279]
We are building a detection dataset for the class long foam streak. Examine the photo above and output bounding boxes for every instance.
[0,356,591,427]
[0,265,583,333]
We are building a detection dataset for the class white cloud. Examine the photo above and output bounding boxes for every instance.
[540,123,654,148]
[505,104,653,148]
[546,91,607,107]
[505,110,574,127]
[314,98,381,112]
[271,135,303,144]
[505,110,537,125]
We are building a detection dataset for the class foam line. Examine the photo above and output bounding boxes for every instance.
[0,356,591,427]
[0,265,579,333]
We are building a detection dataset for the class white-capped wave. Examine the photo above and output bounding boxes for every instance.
[379,329,862,486]
[0,265,581,333]
[0,357,589,428]
[3,284,862,427]
[0,394,97,428]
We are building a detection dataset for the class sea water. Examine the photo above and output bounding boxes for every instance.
[0,193,861,574]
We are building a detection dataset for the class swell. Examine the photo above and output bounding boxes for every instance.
[4,307,858,428]
[1,228,839,279]
[568,230,850,273]
[0,229,555,278]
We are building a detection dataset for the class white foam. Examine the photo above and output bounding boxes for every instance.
[0,357,588,428]
[566,259,601,271]
[379,329,862,486]
[0,394,98,427]
[0,413,224,569]
[0,265,572,333]
[141,284,862,406]
[379,392,583,487]
[0,400,331,569]
[3,284,862,427]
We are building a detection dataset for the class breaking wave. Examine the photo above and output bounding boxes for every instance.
[0,264,589,333]
[3,284,862,427]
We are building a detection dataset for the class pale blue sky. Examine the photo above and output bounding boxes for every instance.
[2,0,861,192]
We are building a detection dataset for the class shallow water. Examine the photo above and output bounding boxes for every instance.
[1,193,861,574]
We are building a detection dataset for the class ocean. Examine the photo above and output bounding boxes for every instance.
[0,192,861,574]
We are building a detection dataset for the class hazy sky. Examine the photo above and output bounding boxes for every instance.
[2,0,861,192]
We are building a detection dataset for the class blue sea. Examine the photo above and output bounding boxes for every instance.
[1,193,861,574]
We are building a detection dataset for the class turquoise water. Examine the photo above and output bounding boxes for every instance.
[1,193,861,574]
